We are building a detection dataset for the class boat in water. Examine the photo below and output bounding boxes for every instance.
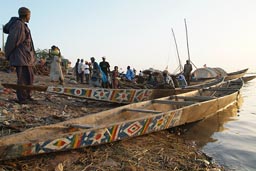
[241,75,256,83]
[192,68,248,82]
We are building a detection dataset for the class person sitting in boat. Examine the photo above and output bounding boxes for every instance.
[177,74,187,88]
[125,66,135,81]
[147,72,156,85]
[163,70,175,88]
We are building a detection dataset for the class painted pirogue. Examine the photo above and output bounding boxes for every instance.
[2,77,224,104]
[0,78,243,160]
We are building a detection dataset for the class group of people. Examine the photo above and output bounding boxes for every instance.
[74,54,141,89]
[74,56,124,88]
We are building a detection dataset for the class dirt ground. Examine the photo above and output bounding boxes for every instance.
[0,71,224,171]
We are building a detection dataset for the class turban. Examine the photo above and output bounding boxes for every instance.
[51,49,60,56]
[18,7,31,16]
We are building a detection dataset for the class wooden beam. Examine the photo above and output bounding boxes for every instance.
[203,88,239,91]
[66,124,95,129]
[123,108,162,114]
[174,95,216,101]
[152,99,196,105]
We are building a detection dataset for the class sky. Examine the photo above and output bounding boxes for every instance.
[1,0,256,73]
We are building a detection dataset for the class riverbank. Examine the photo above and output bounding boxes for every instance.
[0,71,224,170]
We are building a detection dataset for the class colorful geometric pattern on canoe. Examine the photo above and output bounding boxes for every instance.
[46,87,153,103]
[7,110,182,159]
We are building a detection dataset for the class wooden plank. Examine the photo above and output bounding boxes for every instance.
[123,108,162,114]
[203,88,239,91]
[66,124,96,129]
[152,99,196,105]
[174,95,216,101]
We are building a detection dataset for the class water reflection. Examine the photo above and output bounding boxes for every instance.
[181,96,244,148]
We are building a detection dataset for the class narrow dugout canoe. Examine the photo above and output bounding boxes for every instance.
[0,78,243,161]
[224,68,248,81]
[2,78,224,104]
[241,75,256,83]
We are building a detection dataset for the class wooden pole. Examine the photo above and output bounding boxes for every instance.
[184,18,190,61]
[171,28,183,72]
[1,25,4,52]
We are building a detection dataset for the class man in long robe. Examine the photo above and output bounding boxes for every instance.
[4,7,36,104]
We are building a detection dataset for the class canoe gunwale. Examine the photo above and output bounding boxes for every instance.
[152,99,196,105]
[174,95,216,101]
[122,108,162,114]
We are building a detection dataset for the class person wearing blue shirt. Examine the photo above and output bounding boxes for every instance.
[125,66,134,81]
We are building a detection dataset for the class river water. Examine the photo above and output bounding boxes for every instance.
[182,77,256,171]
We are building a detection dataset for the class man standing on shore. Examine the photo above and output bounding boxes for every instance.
[75,58,80,82]
[4,7,36,104]
[99,56,110,88]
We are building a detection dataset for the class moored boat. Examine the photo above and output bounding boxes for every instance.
[192,67,248,82]
[2,78,224,104]
[241,75,256,83]
[224,68,248,81]
[0,78,243,161]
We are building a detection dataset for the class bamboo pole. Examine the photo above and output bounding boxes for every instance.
[184,18,190,61]
[171,28,183,72]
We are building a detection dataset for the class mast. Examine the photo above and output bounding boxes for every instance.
[171,28,183,73]
[1,25,4,52]
[184,18,190,61]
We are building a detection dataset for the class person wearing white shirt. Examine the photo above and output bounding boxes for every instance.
[84,61,90,84]
[78,59,85,83]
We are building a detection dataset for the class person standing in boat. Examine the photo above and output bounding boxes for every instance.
[183,60,193,85]
[3,7,36,104]
[49,46,64,85]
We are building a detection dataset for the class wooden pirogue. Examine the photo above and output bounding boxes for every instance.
[224,68,248,81]
[2,78,224,104]
[242,75,256,83]
[0,78,243,160]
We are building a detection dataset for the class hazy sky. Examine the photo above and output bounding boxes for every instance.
[1,0,255,73]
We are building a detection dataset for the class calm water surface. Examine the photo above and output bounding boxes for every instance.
[182,78,256,171]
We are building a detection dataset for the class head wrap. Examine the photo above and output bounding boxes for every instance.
[18,7,31,17]
[51,49,60,56]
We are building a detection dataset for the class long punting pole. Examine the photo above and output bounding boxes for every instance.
[184,18,190,61]
[1,25,4,51]
[171,28,183,72]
